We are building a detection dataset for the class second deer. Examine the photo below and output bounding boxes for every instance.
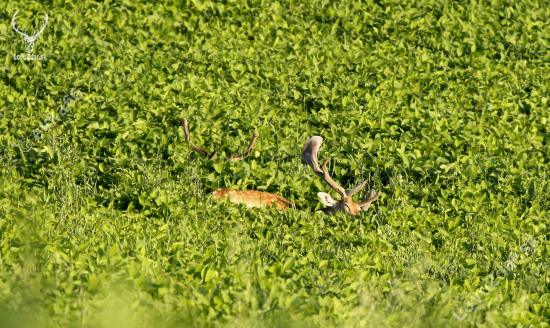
[183,118,296,210]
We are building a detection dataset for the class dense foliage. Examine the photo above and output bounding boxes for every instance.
[1,0,549,326]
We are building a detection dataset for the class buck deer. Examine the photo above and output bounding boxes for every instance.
[183,118,296,210]
[11,11,49,54]
[184,120,380,215]
[302,136,381,217]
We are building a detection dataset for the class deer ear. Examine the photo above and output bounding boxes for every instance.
[317,192,336,206]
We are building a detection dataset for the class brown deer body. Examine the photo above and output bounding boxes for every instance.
[212,188,293,210]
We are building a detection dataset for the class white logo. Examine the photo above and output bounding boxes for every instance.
[12,11,48,60]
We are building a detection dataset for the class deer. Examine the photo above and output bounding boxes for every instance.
[11,11,49,54]
[302,136,381,217]
[183,118,297,210]
[184,119,381,216]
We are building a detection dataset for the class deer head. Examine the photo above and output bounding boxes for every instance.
[302,136,381,216]
[183,118,258,162]
[11,11,49,54]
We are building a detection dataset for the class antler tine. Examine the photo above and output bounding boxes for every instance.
[33,13,48,37]
[183,118,258,162]
[301,136,323,172]
[357,189,381,207]
[346,178,369,197]
[319,158,347,197]
[11,11,26,36]
[302,136,346,198]
[228,132,259,162]
[183,118,216,161]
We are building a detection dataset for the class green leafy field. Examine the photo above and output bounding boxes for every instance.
[1,0,549,327]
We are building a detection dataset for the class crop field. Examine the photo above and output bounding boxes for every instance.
[1,0,550,327]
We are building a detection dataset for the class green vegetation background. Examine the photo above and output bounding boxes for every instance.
[1,0,549,327]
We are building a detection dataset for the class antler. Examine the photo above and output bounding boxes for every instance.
[11,11,27,37]
[357,189,382,209]
[302,136,346,197]
[301,136,369,199]
[226,131,259,161]
[183,118,217,160]
[31,13,48,39]
[183,118,258,162]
